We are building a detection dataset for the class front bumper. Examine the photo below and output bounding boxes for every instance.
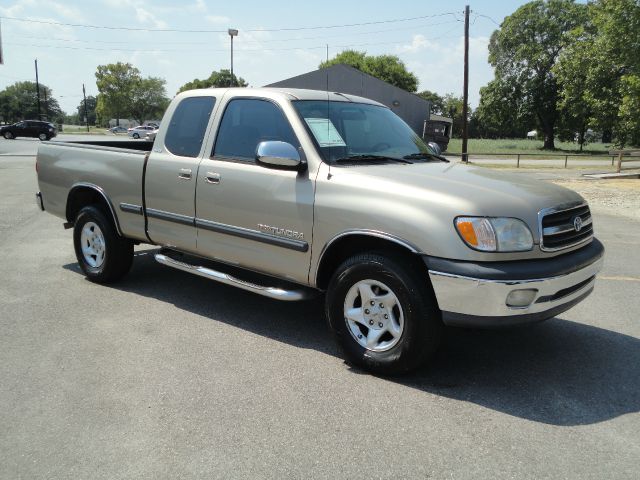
[425,239,604,327]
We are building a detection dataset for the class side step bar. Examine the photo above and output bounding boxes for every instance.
[154,253,316,301]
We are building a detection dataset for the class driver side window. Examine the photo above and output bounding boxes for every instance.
[213,98,299,162]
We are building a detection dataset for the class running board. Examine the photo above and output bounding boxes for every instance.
[154,253,315,301]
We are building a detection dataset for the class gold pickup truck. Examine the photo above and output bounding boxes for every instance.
[36,88,604,374]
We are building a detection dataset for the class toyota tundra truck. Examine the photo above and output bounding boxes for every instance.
[35,88,604,374]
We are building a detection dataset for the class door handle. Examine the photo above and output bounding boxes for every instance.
[178,168,192,180]
[205,172,221,184]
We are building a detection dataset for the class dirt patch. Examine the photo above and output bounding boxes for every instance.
[550,179,640,221]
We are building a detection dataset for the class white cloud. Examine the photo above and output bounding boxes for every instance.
[206,15,230,25]
[396,35,492,107]
[293,48,322,65]
[135,7,167,29]
[191,0,206,12]
[0,0,35,17]
[47,1,86,22]
[396,34,437,54]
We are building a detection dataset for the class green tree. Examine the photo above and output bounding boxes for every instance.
[485,0,588,149]
[0,81,63,123]
[76,95,97,125]
[320,50,419,92]
[441,94,471,137]
[131,77,170,124]
[95,62,141,125]
[553,24,593,149]
[177,69,247,93]
[474,79,533,138]
[417,90,445,115]
[556,0,640,147]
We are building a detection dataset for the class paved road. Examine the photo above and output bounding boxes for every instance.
[1,154,639,479]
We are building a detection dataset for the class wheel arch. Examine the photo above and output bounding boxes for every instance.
[314,231,426,290]
[66,183,123,236]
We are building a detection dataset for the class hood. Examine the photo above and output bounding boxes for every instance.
[326,161,585,246]
[331,161,582,215]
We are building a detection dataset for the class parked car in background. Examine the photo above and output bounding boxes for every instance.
[108,126,128,134]
[145,128,159,141]
[1,120,57,140]
[128,125,156,139]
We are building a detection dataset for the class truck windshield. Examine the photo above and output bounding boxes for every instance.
[292,100,438,164]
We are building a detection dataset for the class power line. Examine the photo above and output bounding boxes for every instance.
[4,30,461,55]
[0,12,459,33]
[473,13,501,27]
[8,19,461,47]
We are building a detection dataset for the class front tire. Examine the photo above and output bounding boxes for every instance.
[4,131,14,139]
[38,133,48,141]
[326,253,443,375]
[73,206,133,283]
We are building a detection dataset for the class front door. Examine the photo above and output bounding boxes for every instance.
[145,95,217,253]
[195,97,314,284]
[13,121,27,138]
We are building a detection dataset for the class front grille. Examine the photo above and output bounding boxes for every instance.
[540,203,593,251]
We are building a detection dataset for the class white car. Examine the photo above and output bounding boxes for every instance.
[127,125,156,139]
[145,128,160,141]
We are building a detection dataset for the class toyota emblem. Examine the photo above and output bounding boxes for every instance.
[573,216,583,232]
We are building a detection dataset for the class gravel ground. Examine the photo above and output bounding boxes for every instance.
[550,178,640,220]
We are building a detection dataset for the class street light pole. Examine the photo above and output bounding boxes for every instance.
[228,28,238,87]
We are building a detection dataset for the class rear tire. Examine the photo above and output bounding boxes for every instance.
[73,206,133,283]
[326,252,443,375]
[4,131,14,139]
[133,133,140,139]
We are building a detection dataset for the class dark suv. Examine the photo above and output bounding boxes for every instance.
[0,120,57,141]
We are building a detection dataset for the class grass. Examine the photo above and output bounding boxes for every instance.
[446,138,612,155]
[59,125,108,135]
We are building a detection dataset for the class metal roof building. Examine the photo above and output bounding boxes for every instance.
[266,64,432,136]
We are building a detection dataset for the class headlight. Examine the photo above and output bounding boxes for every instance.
[455,217,533,252]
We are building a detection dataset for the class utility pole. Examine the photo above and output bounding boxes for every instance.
[82,84,89,132]
[34,59,41,120]
[461,5,470,163]
[326,44,329,63]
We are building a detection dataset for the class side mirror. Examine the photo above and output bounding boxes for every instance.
[256,141,307,172]
[428,141,442,156]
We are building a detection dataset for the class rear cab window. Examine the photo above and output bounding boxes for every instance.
[165,96,216,158]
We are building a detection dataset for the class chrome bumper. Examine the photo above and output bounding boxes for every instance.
[427,248,604,327]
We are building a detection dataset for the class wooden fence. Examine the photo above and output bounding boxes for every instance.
[609,150,640,173]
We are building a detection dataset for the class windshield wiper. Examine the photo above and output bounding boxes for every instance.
[402,152,449,162]
[335,155,412,164]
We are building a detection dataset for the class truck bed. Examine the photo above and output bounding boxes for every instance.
[37,140,150,241]
[53,139,154,152]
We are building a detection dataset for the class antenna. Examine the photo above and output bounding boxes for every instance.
[326,45,331,178]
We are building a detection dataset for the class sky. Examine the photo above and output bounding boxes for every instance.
[0,0,530,114]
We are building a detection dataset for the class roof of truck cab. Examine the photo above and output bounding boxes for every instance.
[179,87,386,107]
